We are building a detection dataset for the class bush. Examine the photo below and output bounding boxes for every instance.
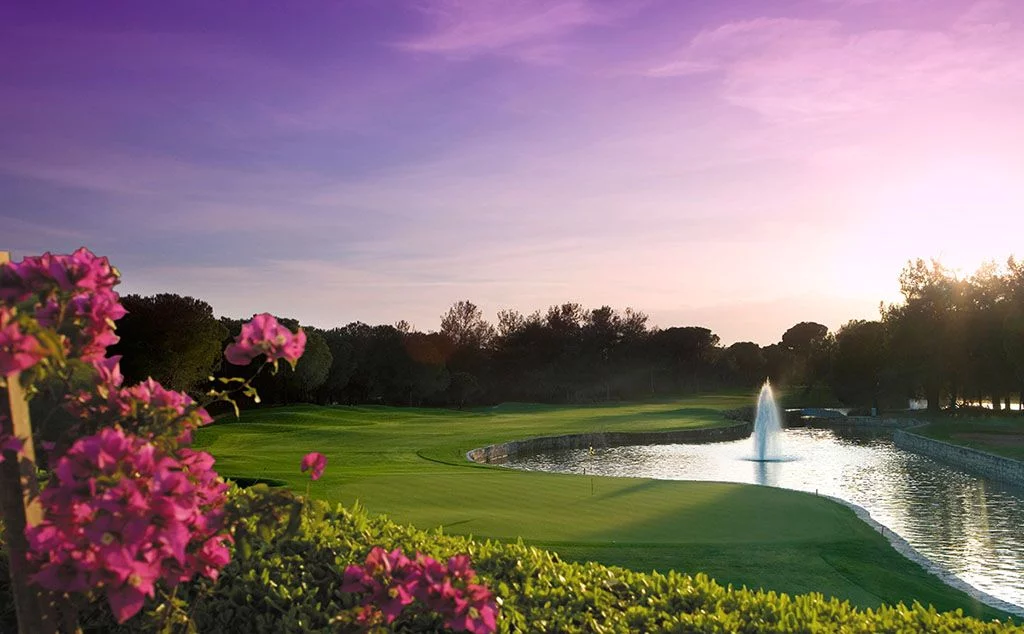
[20,490,1014,633]
[723,406,755,423]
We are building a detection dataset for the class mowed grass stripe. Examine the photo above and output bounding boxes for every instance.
[193,397,1013,620]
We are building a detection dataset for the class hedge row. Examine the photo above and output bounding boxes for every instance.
[5,487,1021,632]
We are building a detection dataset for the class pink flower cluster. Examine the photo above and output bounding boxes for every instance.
[0,306,46,377]
[341,547,498,633]
[66,357,213,445]
[27,427,230,623]
[0,248,119,301]
[300,451,327,480]
[224,313,306,367]
[0,248,124,374]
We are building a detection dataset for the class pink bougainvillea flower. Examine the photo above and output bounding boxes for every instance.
[341,564,370,594]
[28,425,230,624]
[106,556,159,625]
[93,356,125,391]
[0,307,47,376]
[64,247,119,293]
[340,546,499,633]
[1,249,124,364]
[300,451,327,481]
[447,554,475,580]
[224,313,306,367]
[1,248,118,299]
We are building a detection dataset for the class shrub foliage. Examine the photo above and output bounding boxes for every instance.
[16,488,1013,633]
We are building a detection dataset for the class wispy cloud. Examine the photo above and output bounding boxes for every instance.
[0,215,92,248]
[646,3,1024,121]
[396,0,610,60]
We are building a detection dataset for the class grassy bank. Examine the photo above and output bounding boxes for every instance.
[912,413,1024,460]
[193,396,1011,620]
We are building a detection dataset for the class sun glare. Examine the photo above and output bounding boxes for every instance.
[830,154,1023,303]
[864,156,1020,275]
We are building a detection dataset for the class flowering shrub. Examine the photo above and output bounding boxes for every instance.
[0,248,124,373]
[0,249,293,625]
[26,427,230,622]
[301,451,328,481]
[64,356,213,449]
[341,547,498,633]
[1,249,497,632]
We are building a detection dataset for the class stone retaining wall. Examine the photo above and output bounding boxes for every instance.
[893,429,1024,489]
[843,416,921,428]
[466,422,752,464]
[797,416,920,428]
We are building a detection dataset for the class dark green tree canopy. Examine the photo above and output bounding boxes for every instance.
[781,322,829,355]
[112,293,227,393]
[829,320,886,407]
[281,327,332,401]
[720,342,767,387]
[440,301,495,350]
[133,255,1024,412]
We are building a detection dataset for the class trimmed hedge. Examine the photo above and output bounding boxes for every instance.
[46,488,1017,633]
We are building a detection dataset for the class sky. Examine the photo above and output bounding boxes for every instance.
[3,0,1024,345]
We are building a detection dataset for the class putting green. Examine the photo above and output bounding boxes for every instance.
[193,397,1010,620]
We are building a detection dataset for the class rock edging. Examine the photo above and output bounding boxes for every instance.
[822,494,1024,618]
[466,422,752,465]
[842,416,921,428]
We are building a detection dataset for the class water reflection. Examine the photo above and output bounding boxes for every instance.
[753,461,774,487]
[506,428,1024,609]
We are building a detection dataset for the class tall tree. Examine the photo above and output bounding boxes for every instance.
[719,342,766,388]
[1003,257,1024,412]
[649,326,720,393]
[545,303,587,401]
[963,263,1013,409]
[404,331,450,405]
[883,259,965,412]
[829,320,886,408]
[280,327,332,403]
[780,321,832,389]
[318,328,357,404]
[781,322,829,357]
[112,294,227,393]
[582,306,624,400]
[439,301,495,350]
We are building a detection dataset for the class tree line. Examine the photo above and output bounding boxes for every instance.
[109,257,1024,414]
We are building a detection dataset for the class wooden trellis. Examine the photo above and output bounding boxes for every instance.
[0,250,57,633]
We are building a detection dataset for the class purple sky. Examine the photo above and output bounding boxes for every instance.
[4,0,1024,344]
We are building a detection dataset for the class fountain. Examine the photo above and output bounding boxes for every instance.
[752,379,784,461]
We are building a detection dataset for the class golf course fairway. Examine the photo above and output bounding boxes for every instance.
[193,396,1010,620]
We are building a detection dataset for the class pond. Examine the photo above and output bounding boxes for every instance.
[504,427,1024,610]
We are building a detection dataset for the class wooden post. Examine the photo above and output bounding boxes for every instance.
[0,250,57,634]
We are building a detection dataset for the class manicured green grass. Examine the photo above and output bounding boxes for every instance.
[912,413,1024,460]
[194,397,1012,620]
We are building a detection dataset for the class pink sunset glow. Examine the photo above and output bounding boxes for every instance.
[3,0,1023,343]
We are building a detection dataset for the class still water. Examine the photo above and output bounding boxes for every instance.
[505,427,1024,609]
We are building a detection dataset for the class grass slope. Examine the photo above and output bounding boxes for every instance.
[911,413,1024,460]
[194,396,1011,620]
